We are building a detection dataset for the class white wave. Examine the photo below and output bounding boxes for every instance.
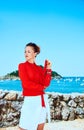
[80,83,84,86]
[57,80,60,83]
[0,80,4,82]
[75,78,80,82]
[64,78,73,82]
[0,89,22,94]
[45,92,84,96]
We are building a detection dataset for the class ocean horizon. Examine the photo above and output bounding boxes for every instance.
[0,76,84,94]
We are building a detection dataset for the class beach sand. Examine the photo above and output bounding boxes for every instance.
[0,119,84,130]
[44,119,84,130]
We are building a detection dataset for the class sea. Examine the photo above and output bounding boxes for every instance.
[0,77,84,94]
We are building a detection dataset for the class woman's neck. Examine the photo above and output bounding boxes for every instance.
[27,59,35,64]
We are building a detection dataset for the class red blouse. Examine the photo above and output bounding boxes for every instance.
[18,61,52,106]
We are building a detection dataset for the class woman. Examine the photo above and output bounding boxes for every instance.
[18,42,52,130]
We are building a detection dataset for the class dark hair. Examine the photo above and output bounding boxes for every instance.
[25,42,40,54]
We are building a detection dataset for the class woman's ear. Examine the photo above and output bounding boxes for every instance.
[35,52,37,57]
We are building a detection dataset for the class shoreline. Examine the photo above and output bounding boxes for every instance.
[0,89,84,95]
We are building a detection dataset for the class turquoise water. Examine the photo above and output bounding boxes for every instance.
[0,77,84,94]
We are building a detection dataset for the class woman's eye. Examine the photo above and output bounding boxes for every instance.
[24,50,31,53]
[28,51,31,53]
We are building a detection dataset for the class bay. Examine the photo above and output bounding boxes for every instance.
[0,77,84,94]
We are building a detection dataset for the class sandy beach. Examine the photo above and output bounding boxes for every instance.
[44,119,84,130]
[0,119,84,130]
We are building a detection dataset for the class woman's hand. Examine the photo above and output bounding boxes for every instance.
[45,59,52,69]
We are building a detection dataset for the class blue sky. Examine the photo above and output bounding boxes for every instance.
[0,0,84,76]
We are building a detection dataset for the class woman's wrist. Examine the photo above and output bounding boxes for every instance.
[46,69,52,74]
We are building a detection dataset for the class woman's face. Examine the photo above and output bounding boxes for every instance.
[24,46,37,62]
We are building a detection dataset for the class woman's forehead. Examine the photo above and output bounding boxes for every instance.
[25,46,34,51]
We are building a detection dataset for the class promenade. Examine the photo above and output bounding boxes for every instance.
[0,119,84,130]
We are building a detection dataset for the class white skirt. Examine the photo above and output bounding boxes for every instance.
[19,94,50,130]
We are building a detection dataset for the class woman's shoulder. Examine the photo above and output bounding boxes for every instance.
[18,62,26,68]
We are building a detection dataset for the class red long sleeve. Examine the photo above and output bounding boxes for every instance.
[18,61,52,96]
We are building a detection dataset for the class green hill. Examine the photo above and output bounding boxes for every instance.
[0,69,62,80]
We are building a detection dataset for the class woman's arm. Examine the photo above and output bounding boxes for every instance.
[38,60,52,87]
